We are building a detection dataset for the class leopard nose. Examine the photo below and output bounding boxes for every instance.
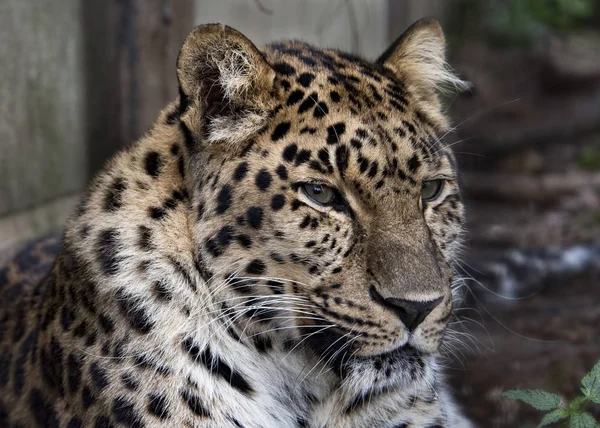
[369,286,443,331]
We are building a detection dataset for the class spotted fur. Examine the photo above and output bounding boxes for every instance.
[0,19,472,427]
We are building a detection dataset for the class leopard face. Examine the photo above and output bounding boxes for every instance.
[179,21,467,394]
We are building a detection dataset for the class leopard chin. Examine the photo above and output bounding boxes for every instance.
[305,327,438,394]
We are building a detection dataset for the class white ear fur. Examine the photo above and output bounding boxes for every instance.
[177,24,275,147]
[378,18,470,95]
[204,111,266,145]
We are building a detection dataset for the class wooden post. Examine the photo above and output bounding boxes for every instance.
[81,0,195,176]
[0,0,86,217]
[388,0,448,41]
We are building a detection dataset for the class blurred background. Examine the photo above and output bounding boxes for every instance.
[0,0,599,425]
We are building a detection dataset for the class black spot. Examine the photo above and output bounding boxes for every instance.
[358,156,369,173]
[29,388,59,428]
[103,177,127,211]
[246,207,264,229]
[41,337,64,395]
[217,226,234,247]
[80,385,97,410]
[66,416,84,428]
[121,372,140,391]
[255,169,272,191]
[274,62,296,76]
[205,239,222,259]
[112,396,143,428]
[368,161,379,178]
[270,252,285,263]
[230,277,252,294]
[233,162,249,181]
[267,280,284,294]
[402,120,416,135]
[271,194,285,211]
[237,234,252,248]
[144,151,162,178]
[355,129,368,139]
[276,164,288,180]
[115,289,154,334]
[90,362,109,391]
[330,91,341,102]
[152,281,172,301]
[335,145,349,176]
[295,149,311,166]
[297,72,315,87]
[181,389,211,417]
[298,55,317,66]
[193,344,254,395]
[298,93,317,114]
[178,156,185,177]
[299,215,311,229]
[137,225,153,251]
[216,185,232,214]
[67,354,82,393]
[148,206,166,220]
[314,102,329,118]
[98,314,115,334]
[291,199,304,211]
[271,122,291,142]
[96,229,122,276]
[148,393,170,420]
[246,260,266,275]
[282,144,298,162]
[286,89,305,106]
[61,306,75,331]
[14,330,36,395]
[326,123,346,144]
[93,415,113,428]
[300,126,317,135]
[407,154,421,172]
[254,336,273,353]
[297,417,309,427]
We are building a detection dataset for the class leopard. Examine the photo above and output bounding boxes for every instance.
[0,18,473,428]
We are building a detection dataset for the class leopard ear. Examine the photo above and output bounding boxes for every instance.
[377,18,468,102]
[177,24,276,148]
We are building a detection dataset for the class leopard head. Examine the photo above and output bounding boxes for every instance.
[177,20,468,394]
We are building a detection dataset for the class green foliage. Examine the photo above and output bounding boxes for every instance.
[503,390,561,411]
[503,359,600,427]
[578,146,600,171]
[447,0,599,47]
[522,0,595,30]
[539,409,569,427]
[581,361,600,404]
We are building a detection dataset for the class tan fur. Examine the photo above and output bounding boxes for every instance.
[0,19,472,428]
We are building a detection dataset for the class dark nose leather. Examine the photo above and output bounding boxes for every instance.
[370,286,443,331]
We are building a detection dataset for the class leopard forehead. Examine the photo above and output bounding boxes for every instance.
[233,40,456,201]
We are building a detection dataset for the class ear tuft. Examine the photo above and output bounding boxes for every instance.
[378,18,469,96]
[177,24,276,147]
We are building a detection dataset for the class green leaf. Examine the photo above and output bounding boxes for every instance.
[581,360,600,403]
[570,412,598,428]
[503,389,561,411]
[538,409,569,427]
[569,396,589,412]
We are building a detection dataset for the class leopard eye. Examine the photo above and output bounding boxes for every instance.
[302,183,336,205]
[421,179,443,202]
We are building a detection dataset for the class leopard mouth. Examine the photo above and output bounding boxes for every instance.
[304,326,428,374]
